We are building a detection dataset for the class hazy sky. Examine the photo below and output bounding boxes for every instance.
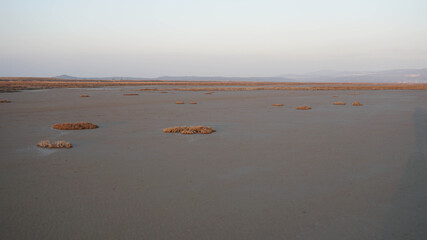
[1,0,427,77]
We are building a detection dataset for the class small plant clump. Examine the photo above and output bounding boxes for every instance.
[0,100,11,103]
[189,102,197,104]
[175,101,185,104]
[271,104,284,106]
[124,93,139,96]
[204,92,214,95]
[80,95,89,97]
[159,92,168,93]
[163,126,216,135]
[52,122,99,130]
[37,140,72,149]
[352,101,363,106]
[333,96,339,97]
[333,101,346,105]
[296,106,312,110]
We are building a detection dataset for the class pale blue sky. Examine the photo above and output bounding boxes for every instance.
[1,0,426,77]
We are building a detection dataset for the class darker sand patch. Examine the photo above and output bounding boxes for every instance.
[37,140,72,149]
[0,100,11,103]
[296,106,312,110]
[163,126,216,134]
[159,92,168,93]
[271,104,284,106]
[204,92,214,95]
[352,101,363,106]
[347,93,360,95]
[124,93,139,96]
[52,122,99,130]
[333,101,346,105]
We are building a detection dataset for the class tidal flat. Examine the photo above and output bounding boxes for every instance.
[0,87,426,239]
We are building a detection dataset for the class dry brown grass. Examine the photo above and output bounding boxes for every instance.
[175,101,185,104]
[37,140,72,149]
[296,106,312,110]
[1,78,427,92]
[333,95,339,97]
[189,102,197,104]
[0,100,11,103]
[271,104,284,106]
[204,92,214,95]
[124,93,139,96]
[52,122,99,130]
[333,101,346,105]
[352,101,363,106]
[163,126,216,134]
[80,95,89,97]
[159,91,168,93]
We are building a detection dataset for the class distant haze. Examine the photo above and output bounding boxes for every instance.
[1,0,427,78]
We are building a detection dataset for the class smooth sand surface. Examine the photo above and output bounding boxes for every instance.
[1,88,426,240]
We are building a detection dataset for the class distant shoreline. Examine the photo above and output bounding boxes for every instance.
[1,78,427,92]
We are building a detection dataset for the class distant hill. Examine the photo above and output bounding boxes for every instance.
[55,74,79,79]
[54,68,427,83]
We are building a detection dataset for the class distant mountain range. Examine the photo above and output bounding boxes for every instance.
[55,68,427,83]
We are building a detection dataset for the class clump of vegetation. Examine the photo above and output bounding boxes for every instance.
[37,140,72,149]
[159,91,168,93]
[333,95,338,97]
[175,101,185,104]
[52,122,98,130]
[271,104,284,106]
[163,126,216,134]
[204,92,214,95]
[124,93,139,96]
[352,101,363,106]
[189,102,197,104]
[0,100,11,103]
[296,106,312,110]
[333,101,346,105]
[80,95,89,97]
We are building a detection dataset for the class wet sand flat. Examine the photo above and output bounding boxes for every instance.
[0,88,426,239]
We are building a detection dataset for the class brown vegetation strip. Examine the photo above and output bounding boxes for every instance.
[0,100,11,103]
[189,102,197,104]
[333,101,346,105]
[175,101,185,104]
[352,101,363,106]
[1,78,426,92]
[52,122,99,130]
[37,140,72,149]
[80,95,89,97]
[0,78,338,92]
[296,106,312,110]
[271,104,284,106]
[123,93,139,96]
[163,126,216,135]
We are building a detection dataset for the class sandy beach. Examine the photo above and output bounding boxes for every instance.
[0,87,426,239]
